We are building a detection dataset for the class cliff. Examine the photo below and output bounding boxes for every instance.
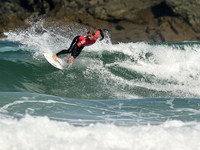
[1,0,200,43]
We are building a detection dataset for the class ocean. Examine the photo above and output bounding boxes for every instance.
[0,21,200,150]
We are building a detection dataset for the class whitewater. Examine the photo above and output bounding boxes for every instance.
[0,20,200,150]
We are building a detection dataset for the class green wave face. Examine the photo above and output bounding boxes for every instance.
[1,41,200,99]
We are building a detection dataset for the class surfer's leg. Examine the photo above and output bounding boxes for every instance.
[67,36,80,52]
[56,49,70,56]
[68,46,84,63]
[56,36,80,56]
[53,36,80,62]
[72,46,84,58]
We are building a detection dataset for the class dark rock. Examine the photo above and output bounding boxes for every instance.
[1,0,200,43]
[166,0,200,32]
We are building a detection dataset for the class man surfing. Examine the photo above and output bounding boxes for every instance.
[52,29,104,63]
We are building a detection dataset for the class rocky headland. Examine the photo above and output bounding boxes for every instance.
[1,0,200,43]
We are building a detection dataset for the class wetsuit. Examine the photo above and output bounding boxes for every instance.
[56,29,104,58]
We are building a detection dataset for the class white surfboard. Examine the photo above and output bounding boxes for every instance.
[43,53,63,69]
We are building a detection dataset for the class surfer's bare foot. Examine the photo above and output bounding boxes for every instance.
[52,54,57,62]
[68,56,74,63]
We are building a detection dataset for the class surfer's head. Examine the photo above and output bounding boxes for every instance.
[87,30,95,41]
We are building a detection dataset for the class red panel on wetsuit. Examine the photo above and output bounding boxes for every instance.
[77,30,100,47]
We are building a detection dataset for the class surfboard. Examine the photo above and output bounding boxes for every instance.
[43,53,63,70]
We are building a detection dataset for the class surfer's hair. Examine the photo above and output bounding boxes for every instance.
[87,30,95,35]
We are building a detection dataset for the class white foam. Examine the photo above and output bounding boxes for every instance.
[89,42,200,97]
[3,19,112,57]
[0,115,199,150]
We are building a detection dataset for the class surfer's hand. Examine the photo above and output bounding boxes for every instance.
[68,56,74,63]
[52,54,57,62]
[100,37,104,41]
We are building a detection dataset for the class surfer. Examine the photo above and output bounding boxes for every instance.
[52,29,104,63]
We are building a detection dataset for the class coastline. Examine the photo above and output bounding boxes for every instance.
[1,0,200,43]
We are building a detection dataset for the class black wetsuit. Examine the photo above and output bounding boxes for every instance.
[56,36,84,59]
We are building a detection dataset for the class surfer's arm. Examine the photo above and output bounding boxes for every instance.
[77,39,86,47]
[97,29,104,41]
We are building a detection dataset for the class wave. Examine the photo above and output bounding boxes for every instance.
[1,20,200,99]
[1,20,200,149]
[1,42,200,99]
[1,92,200,125]
[0,92,200,150]
[0,114,199,150]
[0,114,200,150]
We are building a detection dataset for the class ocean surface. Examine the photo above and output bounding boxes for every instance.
[1,21,200,149]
